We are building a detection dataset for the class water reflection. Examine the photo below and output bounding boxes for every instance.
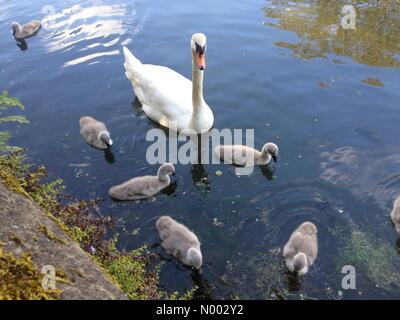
[286,271,301,293]
[260,164,275,180]
[320,146,400,211]
[191,269,214,300]
[191,164,211,193]
[16,39,28,51]
[396,238,400,255]
[160,179,178,196]
[263,0,400,67]
[42,1,144,67]
[104,149,116,164]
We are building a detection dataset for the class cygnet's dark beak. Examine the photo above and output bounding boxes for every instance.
[269,152,277,163]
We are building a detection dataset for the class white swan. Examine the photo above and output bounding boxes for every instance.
[123,33,214,134]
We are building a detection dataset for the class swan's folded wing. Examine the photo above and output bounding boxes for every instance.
[126,176,160,198]
[133,64,193,120]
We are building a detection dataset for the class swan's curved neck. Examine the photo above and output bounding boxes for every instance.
[192,53,204,108]
[158,170,170,184]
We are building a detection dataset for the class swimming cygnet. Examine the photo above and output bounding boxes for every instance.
[214,142,278,166]
[156,216,202,269]
[11,21,41,39]
[109,163,175,201]
[391,196,400,234]
[283,222,318,276]
[79,116,113,150]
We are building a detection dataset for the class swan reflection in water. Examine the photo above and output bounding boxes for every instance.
[16,39,28,51]
[104,149,116,164]
[191,268,213,300]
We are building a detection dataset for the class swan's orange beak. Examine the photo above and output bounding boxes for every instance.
[196,53,206,71]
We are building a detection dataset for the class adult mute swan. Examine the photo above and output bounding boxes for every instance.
[123,33,214,134]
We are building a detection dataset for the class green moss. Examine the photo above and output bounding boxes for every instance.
[107,248,161,300]
[167,286,198,300]
[0,151,171,300]
[10,234,23,246]
[339,230,400,290]
[0,245,60,299]
[0,92,195,300]
[70,226,89,243]
[38,224,68,245]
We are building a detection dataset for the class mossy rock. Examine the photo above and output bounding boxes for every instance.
[0,245,60,300]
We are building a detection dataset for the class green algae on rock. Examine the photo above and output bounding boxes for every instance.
[0,244,61,300]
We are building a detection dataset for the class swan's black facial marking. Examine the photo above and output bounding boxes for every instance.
[268,150,277,162]
[195,42,206,56]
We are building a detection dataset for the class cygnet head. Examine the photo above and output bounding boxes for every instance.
[262,142,279,162]
[11,22,21,35]
[187,247,202,270]
[98,130,113,149]
[191,33,207,71]
[158,163,176,178]
[293,252,308,275]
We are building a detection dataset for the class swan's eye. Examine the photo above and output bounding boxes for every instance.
[195,43,206,55]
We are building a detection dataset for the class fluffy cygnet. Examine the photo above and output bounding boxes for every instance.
[214,142,278,166]
[391,196,400,234]
[156,216,202,269]
[11,21,41,39]
[283,221,318,276]
[79,116,113,150]
[108,163,175,201]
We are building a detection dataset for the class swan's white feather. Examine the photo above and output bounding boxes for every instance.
[123,46,212,133]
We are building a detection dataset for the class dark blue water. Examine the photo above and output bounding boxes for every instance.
[1,0,400,299]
